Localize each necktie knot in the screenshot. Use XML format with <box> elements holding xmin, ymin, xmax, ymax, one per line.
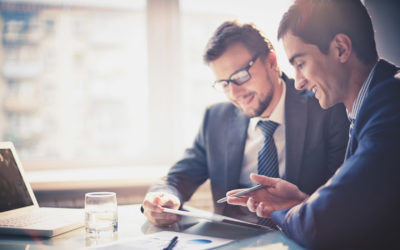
<box><xmin>258</xmin><ymin>120</ymin><xmax>279</xmax><ymax>138</ymax></box>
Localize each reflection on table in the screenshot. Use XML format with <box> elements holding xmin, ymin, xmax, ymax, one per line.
<box><xmin>0</xmin><ymin>204</ymin><xmax>305</xmax><ymax>249</ymax></box>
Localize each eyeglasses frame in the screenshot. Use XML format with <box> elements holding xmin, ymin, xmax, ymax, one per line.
<box><xmin>212</xmin><ymin>53</ymin><xmax>260</xmax><ymax>91</ymax></box>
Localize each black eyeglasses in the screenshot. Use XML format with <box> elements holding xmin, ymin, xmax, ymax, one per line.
<box><xmin>212</xmin><ymin>54</ymin><xmax>259</xmax><ymax>92</ymax></box>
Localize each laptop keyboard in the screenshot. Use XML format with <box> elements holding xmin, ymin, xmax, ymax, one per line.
<box><xmin>0</xmin><ymin>209</ymin><xmax>81</xmax><ymax>228</ymax></box>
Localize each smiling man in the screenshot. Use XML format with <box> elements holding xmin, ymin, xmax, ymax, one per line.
<box><xmin>141</xmin><ymin>21</ymin><xmax>349</xmax><ymax>229</ymax></box>
<box><xmin>226</xmin><ymin>0</ymin><xmax>400</xmax><ymax>249</ymax></box>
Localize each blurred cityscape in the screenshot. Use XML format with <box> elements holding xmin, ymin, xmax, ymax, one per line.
<box><xmin>0</xmin><ymin>0</ymin><xmax>292</xmax><ymax>170</ymax></box>
<box><xmin>0</xmin><ymin>1</ymin><xmax>149</xmax><ymax>167</ymax></box>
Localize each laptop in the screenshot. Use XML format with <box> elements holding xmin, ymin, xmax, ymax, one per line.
<box><xmin>0</xmin><ymin>141</ymin><xmax>84</xmax><ymax>237</ymax></box>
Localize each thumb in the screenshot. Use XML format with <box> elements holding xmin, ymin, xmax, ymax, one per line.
<box><xmin>250</xmin><ymin>173</ymin><xmax>278</xmax><ymax>187</ymax></box>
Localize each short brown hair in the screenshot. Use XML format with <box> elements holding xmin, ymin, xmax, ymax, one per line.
<box><xmin>204</xmin><ymin>21</ymin><xmax>274</xmax><ymax>64</ymax></box>
<box><xmin>278</xmin><ymin>0</ymin><xmax>378</xmax><ymax>65</ymax></box>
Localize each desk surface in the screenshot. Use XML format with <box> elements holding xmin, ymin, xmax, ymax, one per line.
<box><xmin>0</xmin><ymin>205</ymin><xmax>305</xmax><ymax>250</ymax></box>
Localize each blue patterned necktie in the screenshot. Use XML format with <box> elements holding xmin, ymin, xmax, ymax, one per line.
<box><xmin>257</xmin><ymin>120</ymin><xmax>279</xmax><ymax>177</ymax></box>
<box><xmin>256</xmin><ymin>120</ymin><xmax>280</xmax><ymax>229</ymax></box>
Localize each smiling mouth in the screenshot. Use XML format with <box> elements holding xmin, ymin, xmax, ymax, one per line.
<box><xmin>240</xmin><ymin>93</ymin><xmax>254</xmax><ymax>106</ymax></box>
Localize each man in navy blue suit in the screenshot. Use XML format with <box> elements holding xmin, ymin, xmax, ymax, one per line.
<box><xmin>141</xmin><ymin>21</ymin><xmax>349</xmax><ymax>228</ymax></box>
<box><xmin>227</xmin><ymin>0</ymin><xmax>400</xmax><ymax>249</ymax></box>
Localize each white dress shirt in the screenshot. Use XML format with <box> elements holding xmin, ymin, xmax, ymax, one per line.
<box><xmin>239</xmin><ymin>80</ymin><xmax>286</xmax><ymax>187</ymax></box>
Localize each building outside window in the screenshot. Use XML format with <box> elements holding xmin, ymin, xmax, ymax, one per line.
<box><xmin>0</xmin><ymin>0</ymin><xmax>292</xmax><ymax>171</ymax></box>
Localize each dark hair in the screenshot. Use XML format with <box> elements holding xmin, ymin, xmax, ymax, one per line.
<box><xmin>203</xmin><ymin>21</ymin><xmax>274</xmax><ymax>64</ymax></box>
<box><xmin>277</xmin><ymin>0</ymin><xmax>378</xmax><ymax>65</ymax></box>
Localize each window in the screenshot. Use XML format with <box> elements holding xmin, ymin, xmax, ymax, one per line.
<box><xmin>0</xmin><ymin>0</ymin><xmax>292</xmax><ymax>170</ymax></box>
<box><xmin>1</xmin><ymin>1</ymin><xmax>148</xmax><ymax>169</ymax></box>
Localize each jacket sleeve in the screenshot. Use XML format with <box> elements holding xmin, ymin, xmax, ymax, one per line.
<box><xmin>271</xmin><ymin>79</ymin><xmax>400</xmax><ymax>249</ymax></box>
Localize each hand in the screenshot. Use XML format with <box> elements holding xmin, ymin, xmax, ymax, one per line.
<box><xmin>142</xmin><ymin>191</ymin><xmax>181</xmax><ymax>226</ymax></box>
<box><xmin>227</xmin><ymin>174</ymin><xmax>309</xmax><ymax>218</ymax></box>
<box><xmin>224</xmin><ymin>188</ymin><xmax>250</xmax><ymax>207</ymax></box>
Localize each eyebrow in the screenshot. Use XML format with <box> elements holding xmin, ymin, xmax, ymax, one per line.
<box><xmin>289</xmin><ymin>53</ymin><xmax>305</xmax><ymax>65</ymax></box>
<box><xmin>225</xmin><ymin>54</ymin><xmax>258</xmax><ymax>80</ymax></box>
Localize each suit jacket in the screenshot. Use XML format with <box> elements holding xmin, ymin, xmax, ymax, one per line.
<box><xmin>272</xmin><ymin>60</ymin><xmax>400</xmax><ymax>249</ymax></box>
<box><xmin>150</xmin><ymin>74</ymin><xmax>349</xmax><ymax>219</ymax></box>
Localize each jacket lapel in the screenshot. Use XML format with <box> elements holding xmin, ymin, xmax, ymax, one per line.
<box><xmin>284</xmin><ymin>76</ymin><xmax>308</xmax><ymax>183</ymax></box>
<box><xmin>347</xmin><ymin>59</ymin><xmax>399</xmax><ymax>158</ymax></box>
<box><xmin>225</xmin><ymin>108</ymin><xmax>249</xmax><ymax>192</ymax></box>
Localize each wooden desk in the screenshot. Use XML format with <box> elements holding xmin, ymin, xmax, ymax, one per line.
<box><xmin>0</xmin><ymin>204</ymin><xmax>305</xmax><ymax>249</ymax></box>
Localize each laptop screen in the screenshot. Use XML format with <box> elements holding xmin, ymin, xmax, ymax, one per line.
<box><xmin>0</xmin><ymin>148</ymin><xmax>33</xmax><ymax>212</ymax></box>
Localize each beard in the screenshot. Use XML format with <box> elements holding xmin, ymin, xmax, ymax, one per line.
<box><xmin>244</xmin><ymin>92</ymin><xmax>273</xmax><ymax>118</ymax></box>
<box><xmin>243</xmin><ymin>70</ymin><xmax>275</xmax><ymax>118</ymax></box>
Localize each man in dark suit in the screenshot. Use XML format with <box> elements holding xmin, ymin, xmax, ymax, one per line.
<box><xmin>142</xmin><ymin>21</ymin><xmax>349</xmax><ymax>227</ymax></box>
<box><xmin>227</xmin><ymin>0</ymin><xmax>400</xmax><ymax>249</ymax></box>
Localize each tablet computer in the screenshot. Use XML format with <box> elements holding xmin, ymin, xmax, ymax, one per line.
<box><xmin>162</xmin><ymin>208</ymin><xmax>273</xmax><ymax>231</ymax></box>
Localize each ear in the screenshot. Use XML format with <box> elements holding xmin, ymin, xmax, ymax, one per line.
<box><xmin>265</xmin><ymin>51</ymin><xmax>278</xmax><ymax>71</ymax></box>
<box><xmin>331</xmin><ymin>33</ymin><xmax>352</xmax><ymax>63</ymax></box>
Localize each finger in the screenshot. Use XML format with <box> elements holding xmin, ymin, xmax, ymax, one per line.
<box><xmin>247</xmin><ymin>197</ymin><xmax>258</xmax><ymax>212</ymax></box>
<box><xmin>145</xmin><ymin>208</ymin><xmax>181</xmax><ymax>224</ymax></box>
<box><xmin>156</xmin><ymin>193</ymin><xmax>181</xmax><ymax>209</ymax></box>
<box><xmin>227</xmin><ymin>196</ymin><xmax>249</xmax><ymax>206</ymax></box>
<box><xmin>161</xmin><ymin>199</ymin><xmax>180</xmax><ymax>209</ymax></box>
<box><xmin>144</xmin><ymin>208</ymin><xmax>164</xmax><ymax>222</ymax></box>
<box><xmin>143</xmin><ymin>207</ymin><xmax>164</xmax><ymax>225</ymax></box>
<box><xmin>250</xmin><ymin>174</ymin><xmax>278</xmax><ymax>187</ymax></box>
<box><xmin>145</xmin><ymin>192</ymin><xmax>181</xmax><ymax>211</ymax></box>
<box><xmin>143</xmin><ymin>198</ymin><xmax>163</xmax><ymax>213</ymax></box>
<box><xmin>256</xmin><ymin>202</ymin><xmax>266</xmax><ymax>218</ymax></box>
<box><xmin>226</xmin><ymin>188</ymin><xmax>246</xmax><ymax>197</ymax></box>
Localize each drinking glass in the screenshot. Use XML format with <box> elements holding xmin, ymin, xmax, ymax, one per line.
<box><xmin>85</xmin><ymin>192</ymin><xmax>118</xmax><ymax>237</ymax></box>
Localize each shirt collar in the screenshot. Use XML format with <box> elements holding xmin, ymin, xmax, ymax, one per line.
<box><xmin>346</xmin><ymin>62</ymin><xmax>378</xmax><ymax>122</ymax></box>
<box><xmin>249</xmin><ymin>78</ymin><xmax>286</xmax><ymax>131</ymax></box>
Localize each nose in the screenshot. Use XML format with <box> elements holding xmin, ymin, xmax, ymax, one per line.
<box><xmin>226</xmin><ymin>82</ymin><xmax>244</xmax><ymax>98</ymax></box>
<box><xmin>294</xmin><ymin>70</ymin><xmax>307</xmax><ymax>90</ymax></box>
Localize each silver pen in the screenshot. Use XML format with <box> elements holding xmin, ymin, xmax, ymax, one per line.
<box><xmin>217</xmin><ymin>184</ymin><xmax>264</xmax><ymax>203</ymax></box>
